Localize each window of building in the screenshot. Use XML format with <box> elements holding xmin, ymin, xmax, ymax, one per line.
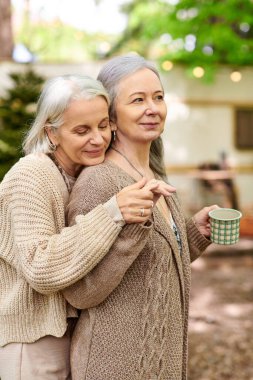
<box><xmin>235</xmin><ymin>108</ymin><xmax>253</xmax><ymax>149</ymax></box>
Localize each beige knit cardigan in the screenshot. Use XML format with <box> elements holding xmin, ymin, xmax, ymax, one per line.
<box><xmin>0</xmin><ymin>154</ymin><xmax>124</xmax><ymax>347</ymax></box>
<box><xmin>64</xmin><ymin>161</ymin><xmax>211</xmax><ymax>380</ymax></box>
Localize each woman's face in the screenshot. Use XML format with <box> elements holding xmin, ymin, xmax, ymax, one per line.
<box><xmin>48</xmin><ymin>96</ymin><xmax>111</xmax><ymax>175</ymax></box>
<box><xmin>113</xmin><ymin>68</ymin><xmax>167</xmax><ymax>144</ymax></box>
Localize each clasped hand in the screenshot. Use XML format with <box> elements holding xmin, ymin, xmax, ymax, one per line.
<box><xmin>116</xmin><ymin>177</ymin><xmax>176</xmax><ymax>224</ymax></box>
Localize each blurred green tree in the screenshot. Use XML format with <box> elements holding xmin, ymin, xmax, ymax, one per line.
<box><xmin>13</xmin><ymin>1</ymin><xmax>117</xmax><ymax>63</ymax></box>
<box><xmin>0</xmin><ymin>68</ymin><xmax>44</xmax><ymax>180</ymax></box>
<box><xmin>17</xmin><ymin>20</ymin><xmax>98</xmax><ymax>63</ymax></box>
<box><xmin>107</xmin><ymin>0</ymin><xmax>253</xmax><ymax>81</ymax></box>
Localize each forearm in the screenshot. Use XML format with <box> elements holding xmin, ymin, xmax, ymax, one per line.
<box><xmin>13</xmin><ymin>205</ymin><xmax>122</xmax><ymax>294</ymax></box>
<box><xmin>186</xmin><ymin>218</ymin><xmax>211</xmax><ymax>262</ymax></box>
<box><xmin>63</xmin><ymin>221</ymin><xmax>152</xmax><ymax>309</ymax></box>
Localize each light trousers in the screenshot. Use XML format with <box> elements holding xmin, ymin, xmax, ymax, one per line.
<box><xmin>0</xmin><ymin>331</ymin><xmax>71</xmax><ymax>380</ymax></box>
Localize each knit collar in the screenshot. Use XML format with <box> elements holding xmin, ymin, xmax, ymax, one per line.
<box><xmin>48</xmin><ymin>154</ymin><xmax>76</xmax><ymax>193</ymax></box>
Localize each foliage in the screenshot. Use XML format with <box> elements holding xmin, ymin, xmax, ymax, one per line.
<box><xmin>17</xmin><ymin>20</ymin><xmax>88</xmax><ymax>62</ymax></box>
<box><xmin>108</xmin><ymin>0</ymin><xmax>253</xmax><ymax>81</ymax></box>
<box><xmin>0</xmin><ymin>68</ymin><xmax>44</xmax><ymax>180</ymax></box>
<box><xmin>15</xmin><ymin>18</ymin><xmax>116</xmax><ymax>63</ymax></box>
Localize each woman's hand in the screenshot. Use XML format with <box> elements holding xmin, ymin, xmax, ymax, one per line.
<box><xmin>116</xmin><ymin>177</ymin><xmax>159</xmax><ymax>224</ymax></box>
<box><xmin>193</xmin><ymin>205</ymin><xmax>220</xmax><ymax>237</ymax></box>
<box><xmin>144</xmin><ymin>179</ymin><xmax>176</xmax><ymax>204</ymax></box>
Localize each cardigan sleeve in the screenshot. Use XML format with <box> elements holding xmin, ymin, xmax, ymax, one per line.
<box><xmin>63</xmin><ymin>164</ymin><xmax>152</xmax><ymax>309</ymax></box>
<box><xmin>63</xmin><ymin>222</ymin><xmax>152</xmax><ymax>309</ymax></box>
<box><xmin>186</xmin><ymin>218</ymin><xmax>211</xmax><ymax>262</ymax></box>
<box><xmin>0</xmin><ymin>160</ymin><xmax>122</xmax><ymax>295</ymax></box>
<box><xmin>168</xmin><ymin>191</ymin><xmax>211</xmax><ymax>263</ymax></box>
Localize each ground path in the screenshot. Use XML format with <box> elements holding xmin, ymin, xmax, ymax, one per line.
<box><xmin>189</xmin><ymin>240</ymin><xmax>253</xmax><ymax>380</ymax></box>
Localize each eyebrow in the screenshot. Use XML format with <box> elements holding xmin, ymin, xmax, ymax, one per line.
<box><xmin>73</xmin><ymin>117</ymin><xmax>110</xmax><ymax>129</ymax></box>
<box><xmin>129</xmin><ymin>90</ymin><xmax>164</xmax><ymax>97</ymax></box>
<box><xmin>98</xmin><ymin>117</ymin><xmax>110</xmax><ymax>124</ymax></box>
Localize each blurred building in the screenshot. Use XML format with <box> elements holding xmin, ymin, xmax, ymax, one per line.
<box><xmin>0</xmin><ymin>61</ymin><xmax>252</xmax><ymax>233</ymax></box>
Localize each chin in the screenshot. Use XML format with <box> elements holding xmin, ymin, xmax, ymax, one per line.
<box><xmin>146</xmin><ymin>133</ymin><xmax>162</xmax><ymax>143</ymax></box>
<box><xmin>84</xmin><ymin>157</ymin><xmax>105</xmax><ymax>167</ymax></box>
<box><xmin>147</xmin><ymin>129</ymin><xmax>163</xmax><ymax>139</ymax></box>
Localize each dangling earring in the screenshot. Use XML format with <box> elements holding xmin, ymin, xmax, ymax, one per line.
<box><xmin>112</xmin><ymin>130</ymin><xmax>116</xmax><ymax>142</ymax></box>
<box><xmin>45</xmin><ymin>131</ymin><xmax>57</xmax><ymax>151</ymax></box>
<box><xmin>49</xmin><ymin>140</ymin><xmax>57</xmax><ymax>151</ymax></box>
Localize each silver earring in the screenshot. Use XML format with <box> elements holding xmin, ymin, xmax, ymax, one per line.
<box><xmin>112</xmin><ymin>130</ymin><xmax>116</xmax><ymax>141</ymax></box>
<box><xmin>49</xmin><ymin>141</ymin><xmax>57</xmax><ymax>151</ymax></box>
<box><xmin>45</xmin><ymin>132</ymin><xmax>57</xmax><ymax>151</ymax></box>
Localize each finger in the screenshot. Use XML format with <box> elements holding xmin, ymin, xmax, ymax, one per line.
<box><xmin>158</xmin><ymin>183</ymin><xmax>176</xmax><ymax>193</ymax></box>
<box><xmin>126</xmin><ymin>199</ymin><xmax>155</xmax><ymax>214</ymax></box>
<box><xmin>125</xmin><ymin>188</ymin><xmax>156</xmax><ymax>203</ymax></box>
<box><xmin>209</xmin><ymin>204</ymin><xmax>220</xmax><ymax>211</ymax></box>
<box><xmin>122</xmin><ymin>207</ymin><xmax>152</xmax><ymax>224</ymax></box>
<box><xmin>145</xmin><ymin>179</ymin><xmax>172</xmax><ymax>191</ymax></box>
<box><xmin>152</xmin><ymin>187</ymin><xmax>176</xmax><ymax>197</ymax></box>
<box><xmin>144</xmin><ymin>182</ymin><xmax>160</xmax><ymax>192</ymax></box>
<box><xmin>125</xmin><ymin>177</ymin><xmax>148</xmax><ymax>190</ymax></box>
<box><xmin>138</xmin><ymin>206</ymin><xmax>153</xmax><ymax>217</ymax></box>
<box><xmin>147</xmin><ymin>181</ymin><xmax>176</xmax><ymax>194</ymax></box>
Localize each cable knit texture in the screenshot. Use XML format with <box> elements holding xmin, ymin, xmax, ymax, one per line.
<box><xmin>64</xmin><ymin>161</ymin><xmax>211</xmax><ymax>380</ymax></box>
<box><xmin>0</xmin><ymin>154</ymin><xmax>122</xmax><ymax>347</ymax></box>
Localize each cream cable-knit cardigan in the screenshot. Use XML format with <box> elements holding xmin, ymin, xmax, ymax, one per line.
<box><xmin>0</xmin><ymin>154</ymin><xmax>123</xmax><ymax>347</ymax></box>
<box><xmin>64</xmin><ymin>161</ymin><xmax>211</xmax><ymax>380</ymax></box>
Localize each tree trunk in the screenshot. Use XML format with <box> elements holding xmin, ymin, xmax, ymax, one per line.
<box><xmin>0</xmin><ymin>0</ymin><xmax>13</xmax><ymax>61</ymax></box>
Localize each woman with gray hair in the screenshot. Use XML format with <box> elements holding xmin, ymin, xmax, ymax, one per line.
<box><xmin>0</xmin><ymin>74</ymin><xmax>162</xmax><ymax>379</ymax></box>
<box><xmin>64</xmin><ymin>56</ymin><xmax>218</xmax><ymax>380</ymax></box>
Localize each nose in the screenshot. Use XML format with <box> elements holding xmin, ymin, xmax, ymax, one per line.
<box><xmin>145</xmin><ymin>101</ymin><xmax>158</xmax><ymax>115</ymax></box>
<box><xmin>90</xmin><ymin>130</ymin><xmax>104</xmax><ymax>145</ymax></box>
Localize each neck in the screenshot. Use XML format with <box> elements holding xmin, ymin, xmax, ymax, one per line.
<box><xmin>113</xmin><ymin>141</ymin><xmax>150</xmax><ymax>169</ymax></box>
<box><xmin>53</xmin><ymin>152</ymin><xmax>81</xmax><ymax>177</ymax></box>
<box><xmin>108</xmin><ymin>141</ymin><xmax>154</xmax><ymax>180</ymax></box>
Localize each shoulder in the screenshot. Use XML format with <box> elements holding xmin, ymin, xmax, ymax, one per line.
<box><xmin>75</xmin><ymin>161</ymin><xmax>120</xmax><ymax>191</ymax></box>
<box><xmin>3</xmin><ymin>154</ymin><xmax>57</xmax><ymax>180</ymax></box>
<box><xmin>68</xmin><ymin>162</ymin><xmax>125</xmax><ymax>213</ymax></box>
<box><xmin>78</xmin><ymin>161</ymin><xmax>117</xmax><ymax>179</ymax></box>
<box><xmin>76</xmin><ymin>161</ymin><xmax>134</xmax><ymax>191</ymax></box>
<box><xmin>1</xmin><ymin>154</ymin><xmax>66</xmax><ymax>198</ymax></box>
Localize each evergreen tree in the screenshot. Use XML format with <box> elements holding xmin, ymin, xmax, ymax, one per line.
<box><xmin>0</xmin><ymin>68</ymin><xmax>45</xmax><ymax>180</ymax></box>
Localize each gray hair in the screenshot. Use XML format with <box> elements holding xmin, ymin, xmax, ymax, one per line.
<box><xmin>23</xmin><ymin>75</ymin><xmax>110</xmax><ymax>155</ymax></box>
<box><xmin>97</xmin><ymin>54</ymin><xmax>161</xmax><ymax>122</ymax></box>
<box><xmin>97</xmin><ymin>54</ymin><xmax>167</xmax><ymax>179</ymax></box>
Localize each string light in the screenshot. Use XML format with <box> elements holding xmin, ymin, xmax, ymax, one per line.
<box><xmin>230</xmin><ymin>71</ymin><xmax>242</xmax><ymax>82</ymax></box>
<box><xmin>162</xmin><ymin>60</ymin><xmax>173</xmax><ymax>71</ymax></box>
<box><xmin>193</xmin><ymin>66</ymin><xmax>205</xmax><ymax>78</ymax></box>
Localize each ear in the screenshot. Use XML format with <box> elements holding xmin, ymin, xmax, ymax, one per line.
<box><xmin>45</xmin><ymin>126</ymin><xmax>58</xmax><ymax>146</ymax></box>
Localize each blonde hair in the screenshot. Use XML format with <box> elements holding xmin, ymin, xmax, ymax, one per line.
<box><xmin>23</xmin><ymin>75</ymin><xmax>109</xmax><ymax>154</ymax></box>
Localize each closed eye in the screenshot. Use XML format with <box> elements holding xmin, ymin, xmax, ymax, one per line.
<box><xmin>99</xmin><ymin>123</ymin><xmax>110</xmax><ymax>130</ymax></box>
<box><xmin>75</xmin><ymin>129</ymin><xmax>88</xmax><ymax>135</ymax></box>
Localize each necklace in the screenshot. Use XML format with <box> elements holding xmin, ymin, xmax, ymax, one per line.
<box><xmin>49</xmin><ymin>153</ymin><xmax>76</xmax><ymax>193</ymax></box>
<box><xmin>110</xmin><ymin>146</ymin><xmax>144</xmax><ymax>178</ymax></box>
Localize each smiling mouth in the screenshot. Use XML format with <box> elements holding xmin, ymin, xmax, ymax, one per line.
<box><xmin>140</xmin><ymin>122</ymin><xmax>160</xmax><ymax>128</ymax></box>
<box><xmin>85</xmin><ymin>149</ymin><xmax>104</xmax><ymax>156</ymax></box>
<box><xmin>140</xmin><ymin>119</ymin><xmax>160</xmax><ymax>124</ymax></box>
